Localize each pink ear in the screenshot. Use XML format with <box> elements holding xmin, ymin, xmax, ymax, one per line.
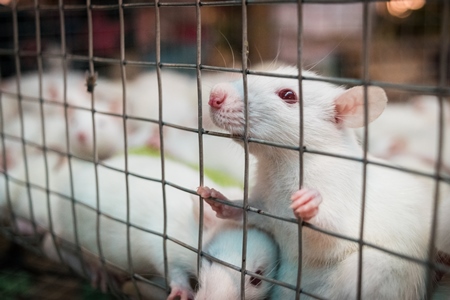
<box><xmin>334</xmin><ymin>86</ymin><xmax>387</xmax><ymax>128</ymax></box>
<box><xmin>109</xmin><ymin>100</ymin><xmax>123</xmax><ymax>114</ymax></box>
<box><xmin>47</xmin><ymin>85</ymin><xmax>60</xmax><ymax>102</ymax></box>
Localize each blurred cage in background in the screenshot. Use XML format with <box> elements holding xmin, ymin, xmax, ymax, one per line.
<box><xmin>0</xmin><ymin>0</ymin><xmax>448</xmax><ymax>299</ymax></box>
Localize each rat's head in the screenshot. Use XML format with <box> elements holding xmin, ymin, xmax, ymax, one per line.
<box><xmin>69</xmin><ymin>105</ymin><xmax>124</xmax><ymax>160</ymax></box>
<box><xmin>208</xmin><ymin>66</ymin><xmax>387</xmax><ymax>156</ymax></box>
<box><xmin>195</xmin><ymin>228</ymin><xmax>279</xmax><ymax>300</ymax></box>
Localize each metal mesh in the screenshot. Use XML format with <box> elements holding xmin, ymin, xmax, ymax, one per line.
<box><xmin>0</xmin><ymin>0</ymin><xmax>449</xmax><ymax>299</ymax></box>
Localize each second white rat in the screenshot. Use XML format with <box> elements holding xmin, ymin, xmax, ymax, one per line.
<box><xmin>51</xmin><ymin>154</ymin><xmax>243</xmax><ymax>300</ymax></box>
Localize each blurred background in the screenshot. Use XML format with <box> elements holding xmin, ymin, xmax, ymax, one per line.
<box><xmin>0</xmin><ymin>0</ymin><xmax>447</xmax><ymax>91</ymax></box>
<box><xmin>0</xmin><ymin>0</ymin><xmax>448</xmax><ymax>299</ymax></box>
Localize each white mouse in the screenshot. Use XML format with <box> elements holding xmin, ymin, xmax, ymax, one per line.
<box><xmin>0</xmin><ymin>71</ymin><xmax>94</xmax><ymax>128</ymax></box>
<box><xmin>0</xmin><ymin>150</ymin><xmax>68</xmax><ymax>234</ymax></box>
<box><xmin>197</xmin><ymin>66</ymin><xmax>446</xmax><ymax>299</ymax></box>
<box><xmin>67</xmin><ymin>101</ymin><xmax>125</xmax><ymax>161</ymax></box>
<box><xmin>51</xmin><ymin>154</ymin><xmax>243</xmax><ymax>300</ymax></box>
<box><xmin>1</xmin><ymin>111</ymin><xmax>69</xmax><ymax>171</ymax></box>
<box><xmin>195</xmin><ymin>226</ymin><xmax>279</xmax><ymax>300</ymax></box>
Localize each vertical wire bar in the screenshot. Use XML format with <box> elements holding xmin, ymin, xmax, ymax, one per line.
<box><xmin>58</xmin><ymin>0</ymin><xmax>90</xmax><ymax>278</ymax></box>
<box><xmin>240</xmin><ymin>0</ymin><xmax>249</xmax><ymax>299</ymax></box>
<box><xmin>12</xmin><ymin>0</ymin><xmax>39</xmax><ymax>237</ymax></box>
<box><xmin>34</xmin><ymin>0</ymin><xmax>61</xmax><ymax>261</ymax></box>
<box><xmin>117</xmin><ymin>0</ymin><xmax>141</xmax><ymax>298</ymax></box>
<box><xmin>154</xmin><ymin>0</ymin><xmax>170</xmax><ymax>294</ymax></box>
<box><xmin>425</xmin><ymin>1</ymin><xmax>449</xmax><ymax>298</ymax></box>
<box><xmin>356</xmin><ymin>1</ymin><xmax>371</xmax><ymax>299</ymax></box>
<box><xmin>195</xmin><ymin>0</ymin><xmax>205</xmax><ymax>278</ymax></box>
<box><xmin>295</xmin><ymin>0</ymin><xmax>304</xmax><ymax>299</ymax></box>
<box><xmin>86</xmin><ymin>0</ymin><xmax>112</xmax><ymax>291</ymax></box>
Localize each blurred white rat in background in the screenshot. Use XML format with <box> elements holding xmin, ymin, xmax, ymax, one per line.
<box><xmin>49</xmin><ymin>154</ymin><xmax>244</xmax><ymax>300</ymax></box>
<box><xmin>67</xmin><ymin>101</ymin><xmax>125</xmax><ymax>161</ymax></box>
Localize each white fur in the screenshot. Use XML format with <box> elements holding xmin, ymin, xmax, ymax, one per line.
<box><xmin>67</xmin><ymin>102</ymin><xmax>125</xmax><ymax>161</ymax></box>
<box><xmin>1</xmin><ymin>111</ymin><xmax>68</xmax><ymax>170</ymax></box>
<box><xmin>0</xmin><ymin>71</ymin><xmax>128</xmax><ymax>166</ymax></box>
<box><xmin>0</xmin><ymin>151</ymin><xmax>67</xmax><ymax>233</ymax></box>
<box><xmin>51</xmin><ymin>154</ymin><xmax>243</xmax><ymax>298</ymax></box>
<box><xmin>207</xmin><ymin>66</ymin><xmax>445</xmax><ymax>299</ymax></box>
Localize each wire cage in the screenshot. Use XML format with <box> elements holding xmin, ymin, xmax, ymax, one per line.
<box><xmin>0</xmin><ymin>0</ymin><xmax>449</xmax><ymax>299</ymax></box>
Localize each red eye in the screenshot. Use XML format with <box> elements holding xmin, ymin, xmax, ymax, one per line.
<box><xmin>277</xmin><ymin>89</ymin><xmax>297</xmax><ymax>104</ymax></box>
<box><xmin>249</xmin><ymin>270</ymin><xmax>263</xmax><ymax>287</ymax></box>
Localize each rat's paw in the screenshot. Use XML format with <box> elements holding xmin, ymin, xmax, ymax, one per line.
<box><xmin>197</xmin><ymin>186</ymin><xmax>242</xmax><ymax>220</ymax></box>
<box><xmin>196</xmin><ymin>186</ymin><xmax>228</xmax><ymax>201</ymax></box>
<box><xmin>290</xmin><ymin>188</ymin><xmax>322</xmax><ymax>221</ymax></box>
<box><xmin>167</xmin><ymin>286</ymin><xmax>194</xmax><ymax>300</ymax></box>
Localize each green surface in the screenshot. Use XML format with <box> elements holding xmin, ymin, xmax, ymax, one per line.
<box><xmin>0</xmin><ymin>269</ymin><xmax>31</xmax><ymax>299</ymax></box>
<box><xmin>128</xmin><ymin>146</ymin><xmax>243</xmax><ymax>188</ymax></box>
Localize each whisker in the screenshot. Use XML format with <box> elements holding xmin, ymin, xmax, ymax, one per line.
<box><xmin>305</xmin><ymin>33</ymin><xmax>351</xmax><ymax>72</ymax></box>
<box><xmin>271</xmin><ymin>28</ymin><xmax>284</xmax><ymax>69</ymax></box>
<box><xmin>219</xmin><ymin>31</ymin><xmax>235</xmax><ymax>70</ymax></box>
<box><xmin>255</xmin><ymin>46</ymin><xmax>264</xmax><ymax>69</ymax></box>
<box><xmin>214</xmin><ymin>46</ymin><xmax>228</xmax><ymax>68</ymax></box>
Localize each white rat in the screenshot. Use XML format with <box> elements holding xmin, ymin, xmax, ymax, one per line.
<box><xmin>51</xmin><ymin>154</ymin><xmax>243</xmax><ymax>300</ymax></box>
<box><xmin>67</xmin><ymin>101</ymin><xmax>125</xmax><ymax>161</ymax></box>
<box><xmin>1</xmin><ymin>90</ymin><xmax>124</xmax><ymax>169</ymax></box>
<box><xmin>195</xmin><ymin>226</ymin><xmax>279</xmax><ymax>300</ymax></box>
<box><xmin>1</xmin><ymin>111</ymin><xmax>69</xmax><ymax>170</ymax></box>
<box><xmin>197</xmin><ymin>66</ymin><xmax>445</xmax><ymax>299</ymax></box>
<box><xmin>0</xmin><ymin>150</ymin><xmax>68</xmax><ymax>234</ymax></box>
<box><xmin>0</xmin><ymin>71</ymin><xmax>94</xmax><ymax>129</ymax></box>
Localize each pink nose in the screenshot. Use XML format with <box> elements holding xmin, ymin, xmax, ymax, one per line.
<box><xmin>209</xmin><ymin>90</ymin><xmax>227</xmax><ymax>109</ymax></box>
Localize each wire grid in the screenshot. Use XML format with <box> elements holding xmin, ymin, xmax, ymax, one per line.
<box><xmin>0</xmin><ymin>0</ymin><xmax>449</xmax><ymax>299</ymax></box>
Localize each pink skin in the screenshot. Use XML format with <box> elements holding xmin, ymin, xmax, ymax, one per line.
<box><xmin>290</xmin><ymin>188</ymin><xmax>322</xmax><ymax>221</ymax></box>
<box><xmin>208</xmin><ymin>91</ymin><xmax>226</xmax><ymax>109</ymax></box>
<box><xmin>167</xmin><ymin>286</ymin><xmax>193</xmax><ymax>300</ymax></box>
<box><xmin>196</xmin><ymin>186</ymin><xmax>242</xmax><ymax>220</ymax></box>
